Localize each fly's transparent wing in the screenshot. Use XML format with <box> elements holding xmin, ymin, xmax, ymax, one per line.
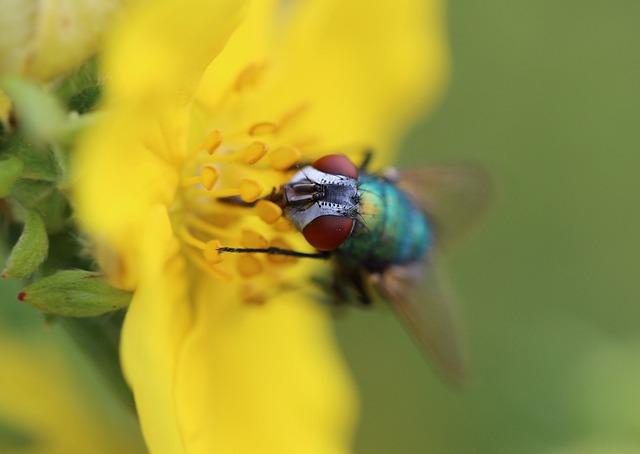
<box><xmin>373</xmin><ymin>258</ymin><xmax>469</xmax><ymax>384</ymax></box>
<box><xmin>395</xmin><ymin>166</ymin><xmax>493</xmax><ymax>251</ymax></box>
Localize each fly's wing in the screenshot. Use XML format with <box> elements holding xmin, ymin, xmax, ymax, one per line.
<box><xmin>394</xmin><ymin>166</ymin><xmax>493</xmax><ymax>251</ymax></box>
<box><xmin>373</xmin><ymin>258</ymin><xmax>469</xmax><ymax>384</ymax></box>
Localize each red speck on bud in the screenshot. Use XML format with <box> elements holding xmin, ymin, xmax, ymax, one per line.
<box><xmin>17</xmin><ymin>292</ymin><xmax>26</xmax><ymax>302</ymax></box>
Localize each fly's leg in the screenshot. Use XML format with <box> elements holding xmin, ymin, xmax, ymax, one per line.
<box><xmin>218</xmin><ymin>247</ymin><xmax>330</xmax><ymax>260</ymax></box>
<box><xmin>359</xmin><ymin>149</ymin><xmax>374</xmax><ymax>172</ymax></box>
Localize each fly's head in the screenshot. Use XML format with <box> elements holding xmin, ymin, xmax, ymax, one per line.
<box><xmin>278</xmin><ymin>154</ymin><xmax>361</xmax><ymax>251</ymax></box>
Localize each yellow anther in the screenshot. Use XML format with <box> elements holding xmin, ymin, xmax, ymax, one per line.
<box><xmin>184</xmin><ymin>248</ymin><xmax>232</xmax><ymax>281</ymax></box>
<box><xmin>272</xmin><ymin>217</ymin><xmax>295</xmax><ymax>232</ymax></box>
<box><xmin>182</xmin><ymin>166</ymin><xmax>219</xmax><ymax>190</ymax></box>
<box><xmin>197</xmin><ymin>129</ymin><xmax>223</xmax><ymax>154</ymax></box>
<box><xmin>269</xmin><ymin>146</ymin><xmax>301</xmax><ymax>170</ymax></box>
<box><xmin>249</xmin><ymin>121</ymin><xmax>279</xmax><ymax>136</ymax></box>
<box><xmin>239</xmin><ymin>179</ymin><xmax>263</xmax><ymax>202</ymax></box>
<box><xmin>254</xmin><ymin>200</ymin><xmax>282</xmax><ymax>224</ymax></box>
<box><xmin>242</xmin><ymin>141</ymin><xmax>268</xmax><ymax>164</ymax></box>
<box><xmin>200</xmin><ymin>166</ymin><xmax>219</xmax><ymax>190</ymax></box>
<box><xmin>237</xmin><ymin>255</ymin><xmax>263</xmax><ymax>277</ymax></box>
<box><xmin>267</xmin><ymin>238</ymin><xmax>296</xmax><ymax>263</ymax></box>
<box><xmin>242</xmin><ymin>284</ymin><xmax>266</xmax><ymax>305</ymax></box>
<box><xmin>241</xmin><ymin>230</ymin><xmax>268</xmax><ymax>248</ymax></box>
<box><xmin>203</xmin><ymin>240</ymin><xmax>224</xmax><ymax>264</ymax></box>
<box><xmin>234</xmin><ymin>62</ymin><xmax>266</xmax><ymax>92</ymax></box>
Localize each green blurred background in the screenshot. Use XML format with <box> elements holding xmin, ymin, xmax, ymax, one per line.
<box><xmin>336</xmin><ymin>1</ymin><xmax>640</xmax><ymax>453</ymax></box>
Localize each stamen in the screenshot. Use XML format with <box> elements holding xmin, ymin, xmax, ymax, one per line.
<box><xmin>209</xmin><ymin>178</ymin><xmax>263</xmax><ymax>202</ymax></box>
<box><xmin>203</xmin><ymin>240</ymin><xmax>223</xmax><ymax>264</ymax></box>
<box><xmin>272</xmin><ymin>218</ymin><xmax>295</xmax><ymax>232</ymax></box>
<box><xmin>237</xmin><ymin>255</ymin><xmax>262</xmax><ymax>277</ymax></box>
<box><xmin>268</xmin><ymin>146</ymin><xmax>302</xmax><ymax>170</ymax></box>
<box><xmin>249</xmin><ymin>121</ymin><xmax>279</xmax><ymax>136</ymax></box>
<box><xmin>254</xmin><ymin>200</ymin><xmax>282</xmax><ymax>224</ymax></box>
<box><xmin>178</xmin><ymin>229</ymin><xmax>230</xmax><ymax>279</ymax></box>
<box><xmin>266</xmin><ymin>238</ymin><xmax>297</xmax><ymax>263</ymax></box>
<box><xmin>182</xmin><ymin>166</ymin><xmax>219</xmax><ymax>190</ymax></box>
<box><xmin>279</xmin><ymin>104</ymin><xmax>309</xmax><ymax>129</ymax></box>
<box><xmin>184</xmin><ymin>247</ymin><xmax>232</xmax><ymax>281</ymax></box>
<box><xmin>200</xmin><ymin>166</ymin><xmax>219</xmax><ymax>190</ymax></box>
<box><xmin>242</xmin><ymin>284</ymin><xmax>267</xmax><ymax>305</ymax></box>
<box><xmin>239</xmin><ymin>179</ymin><xmax>263</xmax><ymax>202</ymax></box>
<box><xmin>241</xmin><ymin>230</ymin><xmax>268</xmax><ymax>248</ymax></box>
<box><xmin>178</xmin><ymin>226</ymin><xmax>206</xmax><ymax>250</ymax></box>
<box><xmin>187</xmin><ymin>216</ymin><xmax>239</xmax><ymax>240</ymax></box>
<box><xmin>193</xmin><ymin>130</ymin><xmax>223</xmax><ymax>155</ymax></box>
<box><xmin>234</xmin><ymin>62</ymin><xmax>266</xmax><ymax>92</ymax></box>
<box><xmin>242</xmin><ymin>141</ymin><xmax>268</xmax><ymax>164</ymax></box>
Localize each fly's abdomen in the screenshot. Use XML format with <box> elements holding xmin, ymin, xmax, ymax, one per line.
<box><xmin>338</xmin><ymin>174</ymin><xmax>432</xmax><ymax>272</ymax></box>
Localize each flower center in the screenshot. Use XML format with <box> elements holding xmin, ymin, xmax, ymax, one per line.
<box><xmin>171</xmin><ymin>67</ymin><xmax>320</xmax><ymax>300</ymax></box>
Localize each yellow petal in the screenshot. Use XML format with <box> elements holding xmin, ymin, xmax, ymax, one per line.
<box><xmin>120</xmin><ymin>205</ymin><xmax>192</xmax><ymax>453</ymax></box>
<box><xmin>197</xmin><ymin>0</ymin><xmax>448</xmax><ymax>161</ymax></box>
<box><xmin>0</xmin><ymin>310</ymin><xmax>146</xmax><ymax>453</ymax></box>
<box><xmin>178</xmin><ymin>275</ymin><xmax>356</xmax><ymax>453</ymax></box>
<box><xmin>74</xmin><ymin>0</ymin><xmax>248</xmax><ymax>287</ymax></box>
<box><xmin>278</xmin><ymin>0</ymin><xmax>449</xmax><ymax>158</ymax></box>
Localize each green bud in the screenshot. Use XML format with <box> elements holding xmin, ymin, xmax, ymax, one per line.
<box><xmin>0</xmin><ymin>0</ymin><xmax>132</xmax><ymax>82</ymax></box>
<box><xmin>68</xmin><ymin>84</ymin><xmax>102</xmax><ymax>114</ymax></box>
<box><xmin>0</xmin><ymin>156</ymin><xmax>24</xmax><ymax>197</ymax></box>
<box><xmin>18</xmin><ymin>270</ymin><xmax>132</xmax><ymax>317</ymax></box>
<box><xmin>2</xmin><ymin>210</ymin><xmax>48</xmax><ymax>279</ymax></box>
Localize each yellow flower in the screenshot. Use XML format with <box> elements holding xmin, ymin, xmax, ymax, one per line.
<box><xmin>74</xmin><ymin>0</ymin><xmax>447</xmax><ymax>452</ymax></box>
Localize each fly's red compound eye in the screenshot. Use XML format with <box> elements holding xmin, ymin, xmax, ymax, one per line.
<box><xmin>312</xmin><ymin>154</ymin><xmax>358</xmax><ymax>179</ymax></box>
<box><xmin>302</xmin><ymin>215</ymin><xmax>354</xmax><ymax>251</ymax></box>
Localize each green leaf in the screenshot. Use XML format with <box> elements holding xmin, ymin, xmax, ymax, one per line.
<box><xmin>2</xmin><ymin>210</ymin><xmax>48</xmax><ymax>279</ymax></box>
<box><xmin>18</xmin><ymin>270</ymin><xmax>132</xmax><ymax>317</ymax></box>
<box><xmin>2</xmin><ymin>131</ymin><xmax>61</xmax><ymax>182</ymax></box>
<box><xmin>0</xmin><ymin>77</ymin><xmax>67</xmax><ymax>144</ymax></box>
<box><xmin>0</xmin><ymin>156</ymin><xmax>23</xmax><ymax>197</ymax></box>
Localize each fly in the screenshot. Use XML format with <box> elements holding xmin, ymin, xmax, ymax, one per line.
<box><xmin>219</xmin><ymin>153</ymin><xmax>492</xmax><ymax>383</ymax></box>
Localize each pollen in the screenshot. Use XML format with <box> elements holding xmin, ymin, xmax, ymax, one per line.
<box><xmin>196</xmin><ymin>129</ymin><xmax>223</xmax><ymax>155</ymax></box>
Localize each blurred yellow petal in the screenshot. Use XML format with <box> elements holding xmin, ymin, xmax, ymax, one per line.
<box><xmin>0</xmin><ymin>296</ymin><xmax>145</xmax><ymax>454</ymax></box>
<box><xmin>197</xmin><ymin>0</ymin><xmax>448</xmax><ymax>162</ymax></box>
<box><xmin>75</xmin><ymin>0</ymin><xmax>248</xmax><ymax>289</ymax></box>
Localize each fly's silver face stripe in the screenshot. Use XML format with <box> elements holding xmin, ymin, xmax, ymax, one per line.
<box><xmin>283</xmin><ymin>166</ymin><xmax>359</xmax><ymax>231</ymax></box>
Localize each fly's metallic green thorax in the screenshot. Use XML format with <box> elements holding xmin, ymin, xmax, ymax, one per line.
<box><xmin>337</xmin><ymin>173</ymin><xmax>432</xmax><ymax>272</ymax></box>
<box><xmin>279</xmin><ymin>160</ymin><xmax>432</xmax><ymax>272</ymax></box>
